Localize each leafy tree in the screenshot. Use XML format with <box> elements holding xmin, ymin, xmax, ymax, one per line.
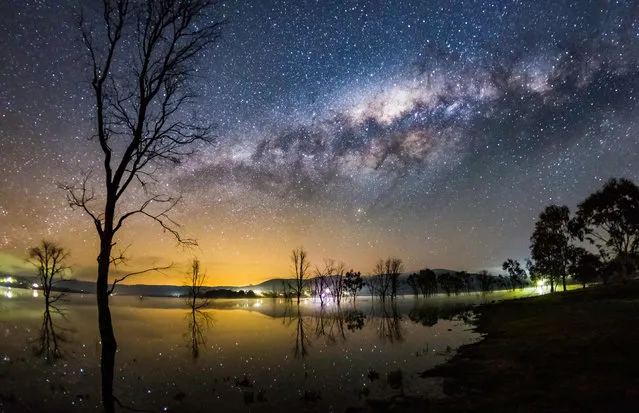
<box><xmin>569</xmin><ymin>247</ymin><xmax>602</xmax><ymax>288</ymax></box>
<box><xmin>451</xmin><ymin>272</ymin><xmax>465</xmax><ymax>295</ymax></box>
<box><xmin>61</xmin><ymin>1</ymin><xmax>224</xmax><ymax>410</ymax></box>
<box><xmin>502</xmin><ymin>259</ymin><xmax>527</xmax><ymax>291</ymax></box>
<box><xmin>406</xmin><ymin>273</ymin><xmax>420</xmax><ymax>296</ymax></box>
<box><xmin>439</xmin><ymin>272</ymin><xmax>454</xmax><ymax>296</ymax></box>
<box><xmin>418</xmin><ymin>268</ymin><xmax>438</xmax><ymax>297</ymax></box>
<box><xmin>529</xmin><ymin>205</ymin><xmax>572</xmax><ymax>292</ymax></box>
<box><xmin>344</xmin><ymin>270</ymin><xmax>364</xmax><ymax>302</ymax></box>
<box><xmin>459</xmin><ymin>270</ymin><xmax>473</xmax><ymax>293</ymax></box>
<box><xmin>477</xmin><ymin>270</ymin><xmax>494</xmax><ymax>294</ymax></box>
<box><xmin>571</xmin><ymin>178</ymin><xmax>639</xmax><ymax>280</ymax></box>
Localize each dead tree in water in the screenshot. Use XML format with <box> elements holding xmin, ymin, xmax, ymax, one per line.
<box><xmin>62</xmin><ymin>1</ymin><xmax>224</xmax><ymax>410</ymax></box>
<box><xmin>28</xmin><ymin>241</ymin><xmax>70</xmax><ymax>361</ymax></box>
<box><xmin>290</xmin><ymin>247</ymin><xmax>310</xmax><ymax>305</ymax></box>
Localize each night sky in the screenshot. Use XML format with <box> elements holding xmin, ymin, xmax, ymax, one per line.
<box><xmin>1</xmin><ymin>0</ymin><xmax>638</xmax><ymax>285</ymax></box>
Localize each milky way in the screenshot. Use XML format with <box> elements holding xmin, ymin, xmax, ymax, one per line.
<box><xmin>1</xmin><ymin>0</ymin><xmax>638</xmax><ymax>285</ymax></box>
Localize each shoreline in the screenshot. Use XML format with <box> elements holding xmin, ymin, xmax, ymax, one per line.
<box><xmin>422</xmin><ymin>281</ymin><xmax>639</xmax><ymax>412</ymax></box>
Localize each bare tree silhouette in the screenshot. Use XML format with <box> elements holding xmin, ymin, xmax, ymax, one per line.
<box><xmin>329</xmin><ymin>261</ymin><xmax>346</xmax><ymax>306</ymax></box>
<box><xmin>312</xmin><ymin>261</ymin><xmax>331</xmax><ymax>306</ymax></box>
<box><xmin>28</xmin><ymin>241</ymin><xmax>71</xmax><ymax>362</ymax></box>
<box><xmin>61</xmin><ymin>1</ymin><xmax>224</xmax><ymax>410</ymax></box>
<box><xmin>290</xmin><ymin>248</ymin><xmax>310</xmax><ymax>305</ymax></box>
<box><xmin>183</xmin><ymin>258</ymin><xmax>211</xmax><ymax>361</ymax></box>
<box><xmin>186</xmin><ymin>258</ymin><xmax>209</xmax><ymax>311</ymax></box>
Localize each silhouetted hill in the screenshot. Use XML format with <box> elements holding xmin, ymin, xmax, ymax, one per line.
<box><xmin>2</xmin><ymin>269</ymin><xmax>500</xmax><ymax>297</ymax></box>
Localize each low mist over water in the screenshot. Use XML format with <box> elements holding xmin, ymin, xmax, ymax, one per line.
<box><xmin>0</xmin><ymin>289</ymin><xmax>505</xmax><ymax>412</ymax></box>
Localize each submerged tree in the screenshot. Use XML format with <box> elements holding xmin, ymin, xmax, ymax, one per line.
<box><xmin>312</xmin><ymin>261</ymin><xmax>331</xmax><ymax>306</ymax></box>
<box><xmin>329</xmin><ymin>261</ymin><xmax>347</xmax><ymax>306</ymax></box>
<box><xmin>370</xmin><ymin>259</ymin><xmax>392</xmax><ymax>301</ymax></box>
<box><xmin>61</xmin><ymin>1</ymin><xmax>224</xmax><ymax>410</ymax></box>
<box><xmin>290</xmin><ymin>247</ymin><xmax>311</xmax><ymax>305</ymax></box>
<box><xmin>530</xmin><ymin>205</ymin><xmax>572</xmax><ymax>292</ymax></box>
<box><xmin>388</xmin><ymin>258</ymin><xmax>404</xmax><ymax>300</ymax></box>
<box><xmin>28</xmin><ymin>241</ymin><xmax>70</xmax><ymax>361</ymax></box>
<box><xmin>571</xmin><ymin>178</ymin><xmax>639</xmax><ymax>280</ymax></box>
<box><xmin>186</xmin><ymin>258</ymin><xmax>208</xmax><ymax>311</ymax></box>
<box><xmin>344</xmin><ymin>270</ymin><xmax>363</xmax><ymax>303</ymax></box>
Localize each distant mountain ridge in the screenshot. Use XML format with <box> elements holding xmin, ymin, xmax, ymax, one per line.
<box><xmin>1</xmin><ymin>269</ymin><xmax>475</xmax><ymax>297</ymax></box>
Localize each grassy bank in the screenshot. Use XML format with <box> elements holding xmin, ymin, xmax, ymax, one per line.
<box><xmin>424</xmin><ymin>281</ymin><xmax>639</xmax><ymax>412</ymax></box>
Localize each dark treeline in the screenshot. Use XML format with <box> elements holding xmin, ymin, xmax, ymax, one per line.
<box><xmin>528</xmin><ymin>178</ymin><xmax>639</xmax><ymax>292</ymax></box>
<box><xmin>202</xmin><ymin>289</ymin><xmax>259</xmax><ymax>299</ymax></box>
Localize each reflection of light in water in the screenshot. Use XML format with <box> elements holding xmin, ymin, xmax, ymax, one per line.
<box><xmin>253</xmin><ymin>300</ymin><xmax>262</xmax><ymax>308</ymax></box>
<box><xmin>6</xmin><ymin>290</ymin><xmax>13</xmax><ymax>299</ymax></box>
<box><xmin>33</xmin><ymin>290</ymin><xmax>39</xmax><ymax>298</ymax></box>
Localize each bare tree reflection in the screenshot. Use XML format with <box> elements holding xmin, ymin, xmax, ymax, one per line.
<box><xmin>185</xmin><ymin>307</ymin><xmax>213</xmax><ymax>362</ymax></box>
<box><xmin>375</xmin><ymin>302</ymin><xmax>404</xmax><ymax>344</ymax></box>
<box><xmin>311</xmin><ymin>307</ymin><xmax>367</xmax><ymax>347</ymax></box>
<box><xmin>284</xmin><ymin>305</ymin><xmax>311</xmax><ymax>359</ymax></box>
<box><xmin>184</xmin><ymin>258</ymin><xmax>211</xmax><ymax>362</ymax></box>
<box><xmin>408</xmin><ymin>302</ymin><xmax>476</xmax><ymax>327</ymax></box>
<box><xmin>33</xmin><ymin>300</ymin><xmax>72</xmax><ymax>362</ymax></box>
<box><xmin>28</xmin><ymin>241</ymin><xmax>72</xmax><ymax>362</ymax></box>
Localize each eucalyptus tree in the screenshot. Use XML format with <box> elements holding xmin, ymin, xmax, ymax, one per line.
<box><xmin>571</xmin><ymin>178</ymin><xmax>639</xmax><ymax>280</ymax></box>
<box><xmin>530</xmin><ymin>205</ymin><xmax>572</xmax><ymax>292</ymax></box>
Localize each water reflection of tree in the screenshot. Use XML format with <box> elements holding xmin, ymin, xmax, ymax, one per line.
<box><xmin>314</xmin><ymin>307</ymin><xmax>367</xmax><ymax>345</ymax></box>
<box><xmin>185</xmin><ymin>308</ymin><xmax>213</xmax><ymax>362</ymax></box>
<box><xmin>284</xmin><ymin>306</ymin><xmax>312</xmax><ymax>360</ymax></box>
<box><xmin>285</xmin><ymin>306</ymin><xmax>368</xmax><ymax>359</ymax></box>
<box><xmin>28</xmin><ymin>241</ymin><xmax>72</xmax><ymax>362</ymax></box>
<box><xmin>408</xmin><ymin>302</ymin><xmax>476</xmax><ymax>327</ymax></box>
<box><xmin>34</xmin><ymin>302</ymin><xmax>72</xmax><ymax>362</ymax></box>
<box><xmin>374</xmin><ymin>302</ymin><xmax>404</xmax><ymax>344</ymax></box>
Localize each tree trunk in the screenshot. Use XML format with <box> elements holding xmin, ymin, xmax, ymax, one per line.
<box><xmin>550</xmin><ymin>279</ymin><xmax>555</xmax><ymax>293</ymax></box>
<box><xmin>97</xmin><ymin>235</ymin><xmax>117</xmax><ymax>413</ymax></box>
<box><xmin>562</xmin><ymin>274</ymin><xmax>567</xmax><ymax>292</ymax></box>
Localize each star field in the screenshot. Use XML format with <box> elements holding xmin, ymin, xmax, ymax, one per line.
<box><xmin>1</xmin><ymin>0</ymin><xmax>638</xmax><ymax>285</ymax></box>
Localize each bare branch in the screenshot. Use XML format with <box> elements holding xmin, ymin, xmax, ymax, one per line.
<box><xmin>108</xmin><ymin>263</ymin><xmax>173</xmax><ymax>295</ymax></box>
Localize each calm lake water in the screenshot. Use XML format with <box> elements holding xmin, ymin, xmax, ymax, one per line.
<box><xmin>0</xmin><ymin>287</ymin><xmax>533</xmax><ymax>412</ymax></box>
